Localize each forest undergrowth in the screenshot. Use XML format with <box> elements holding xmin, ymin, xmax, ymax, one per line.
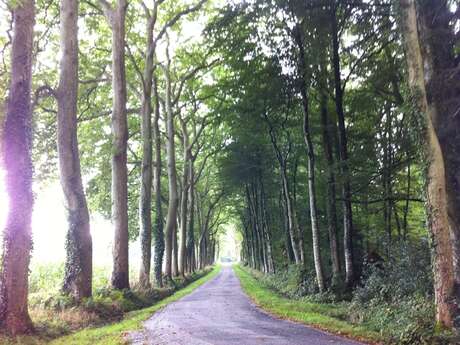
<box><xmin>238</xmin><ymin>248</ymin><xmax>459</xmax><ymax>345</ymax></box>
<box><xmin>0</xmin><ymin>263</ymin><xmax>215</xmax><ymax>344</ymax></box>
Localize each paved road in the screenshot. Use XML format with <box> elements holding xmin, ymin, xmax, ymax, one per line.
<box><xmin>131</xmin><ymin>266</ymin><xmax>364</xmax><ymax>345</ymax></box>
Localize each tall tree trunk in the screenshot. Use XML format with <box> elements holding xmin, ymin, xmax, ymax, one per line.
<box><xmin>249</xmin><ymin>215</ymin><xmax>256</xmax><ymax>269</ymax></box>
<box><xmin>110</xmin><ymin>1</ymin><xmax>129</xmax><ymax>290</ymax></box>
<box><xmin>58</xmin><ymin>0</ymin><xmax>93</xmax><ymax>299</ymax></box>
<box><xmin>382</xmin><ymin>106</ymin><xmax>392</xmax><ymax>253</ymax></box>
<box><xmin>244</xmin><ymin>206</ymin><xmax>255</xmax><ymax>268</ymax></box>
<box><xmin>260</xmin><ymin>180</ymin><xmax>274</xmax><ymax>273</ymax></box>
<box><xmin>179</xmin><ymin>181</ymin><xmax>188</xmax><ymax>275</ymax></box>
<box><xmin>303</xmin><ymin>94</ymin><xmax>325</xmax><ymax>291</ymax></box>
<box><xmin>242</xmin><ymin>217</ymin><xmax>250</xmax><ymax>265</ymax></box>
<box><xmin>247</xmin><ymin>184</ymin><xmax>261</xmax><ymax>270</ymax></box>
<box><xmin>199</xmin><ymin>234</ymin><xmax>206</xmax><ymax>269</ymax></box>
<box><xmin>163</xmin><ymin>62</ymin><xmax>179</xmax><ymax>281</ymax></box>
<box><xmin>252</xmin><ymin>182</ymin><xmax>267</xmax><ymax>272</ymax></box>
<box><xmin>100</xmin><ymin>0</ymin><xmax>129</xmax><ymax>289</ymax></box>
<box><xmin>399</xmin><ymin>0</ymin><xmax>459</xmax><ymax>329</ymax></box>
<box><xmin>331</xmin><ymin>4</ymin><xmax>355</xmax><ymax>287</ymax></box>
<box><xmin>291</xmin><ymin>156</ymin><xmax>306</xmax><ymax>265</ymax></box>
<box><xmin>196</xmin><ymin>193</ymin><xmax>204</xmax><ymax>269</ymax></box>
<box><xmin>319</xmin><ymin>72</ymin><xmax>341</xmax><ymax>287</ymax></box>
<box><xmin>137</xmin><ymin>4</ymin><xmax>159</xmax><ymax>289</ymax></box>
<box><xmin>179</xmin><ymin>119</ymin><xmax>190</xmax><ymax>276</ymax></box>
<box><xmin>138</xmin><ymin>75</ymin><xmax>153</xmax><ymax>288</ymax></box>
<box><xmin>186</xmin><ymin>162</ymin><xmax>196</xmax><ymax>273</ymax></box>
<box><xmin>416</xmin><ymin>2</ymin><xmax>460</xmax><ymax>306</ymax></box>
<box><xmin>0</xmin><ymin>0</ymin><xmax>35</xmax><ymax>334</ymax></box>
<box><xmin>152</xmin><ymin>75</ymin><xmax>164</xmax><ymax>287</ymax></box>
<box><xmin>295</xmin><ymin>25</ymin><xmax>325</xmax><ymax>291</ymax></box>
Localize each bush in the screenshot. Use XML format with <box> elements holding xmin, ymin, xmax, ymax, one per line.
<box><xmin>256</xmin><ymin>265</ymin><xmax>318</xmax><ymax>298</ymax></box>
<box><xmin>353</xmin><ymin>241</ymin><xmax>432</xmax><ymax>305</ymax></box>
<box><xmin>246</xmin><ymin>239</ymin><xmax>446</xmax><ymax>344</ymax></box>
<box><xmin>348</xmin><ymin>241</ymin><xmax>438</xmax><ymax>344</ymax></box>
<box><xmin>348</xmin><ymin>295</ymin><xmax>435</xmax><ymax>344</ymax></box>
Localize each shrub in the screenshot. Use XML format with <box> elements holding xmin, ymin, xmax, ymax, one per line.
<box><xmin>353</xmin><ymin>241</ymin><xmax>432</xmax><ymax>305</ymax></box>
<box><xmin>257</xmin><ymin>265</ymin><xmax>319</xmax><ymax>298</ymax></box>
<box><xmin>245</xmin><ymin>239</ymin><xmax>442</xmax><ymax>344</ymax></box>
<box><xmin>348</xmin><ymin>241</ymin><xmax>437</xmax><ymax>344</ymax></box>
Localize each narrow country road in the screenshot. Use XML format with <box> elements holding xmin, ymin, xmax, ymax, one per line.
<box><xmin>130</xmin><ymin>266</ymin><xmax>364</xmax><ymax>345</ymax></box>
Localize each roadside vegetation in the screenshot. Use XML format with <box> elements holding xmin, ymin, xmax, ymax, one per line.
<box><xmin>0</xmin><ymin>265</ymin><xmax>218</xmax><ymax>345</ymax></box>
<box><xmin>236</xmin><ymin>264</ymin><xmax>458</xmax><ymax>345</ymax></box>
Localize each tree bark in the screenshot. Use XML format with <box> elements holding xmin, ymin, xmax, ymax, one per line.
<box><xmin>247</xmin><ymin>184</ymin><xmax>261</xmax><ymax>270</ymax></box>
<box><xmin>382</xmin><ymin>105</ymin><xmax>393</xmax><ymax>253</ymax></box>
<box><xmin>152</xmin><ymin>75</ymin><xmax>164</xmax><ymax>287</ymax></box>
<box><xmin>138</xmin><ymin>76</ymin><xmax>153</xmax><ymax>288</ymax></box>
<box><xmin>399</xmin><ymin>0</ymin><xmax>458</xmax><ymax>329</ymax></box>
<box><xmin>186</xmin><ymin>162</ymin><xmax>196</xmax><ymax>273</ymax></box>
<box><xmin>179</xmin><ymin>118</ymin><xmax>191</xmax><ymax>276</ymax></box>
<box><xmin>415</xmin><ymin>2</ymin><xmax>460</xmax><ymax>312</ymax></box>
<box><xmin>138</xmin><ymin>4</ymin><xmax>159</xmax><ymax>288</ymax></box>
<box><xmin>294</xmin><ymin>25</ymin><xmax>325</xmax><ymax>291</ymax></box>
<box><xmin>282</xmin><ymin>171</ymin><xmax>301</xmax><ymax>264</ymax></box>
<box><xmin>260</xmin><ymin>180</ymin><xmax>274</xmax><ymax>273</ymax></box>
<box><xmin>331</xmin><ymin>4</ymin><xmax>356</xmax><ymax>287</ymax></box>
<box><xmin>163</xmin><ymin>60</ymin><xmax>179</xmax><ymax>281</ymax></box>
<box><xmin>0</xmin><ymin>0</ymin><xmax>35</xmax><ymax>334</ymax></box>
<box><xmin>58</xmin><ymin>0</ymin><xmax>93</xmax><ymax>299</ymax></box>
<box><xmin>280</xmin><ymin>191</ymin><xmax>295</xmax><ymax>263</ymax></box>
<box><xmin>253</xmin><ymin>182</ymin><xmax>268</xmax><ymax>272</ymax></box>
<box><xmin>172</xmin><ymin>222</ymin><xmax>179</xmax><ymax>277</ymax></box>
<box><xmin>319</xmin><ymin>72</ymin><xmax>342</xmax><ymax>287</ymax></box>
<box><xmin>100</xmin><ymin>0</ymin><xmax>129</xmax><ymax>290</ymax></box>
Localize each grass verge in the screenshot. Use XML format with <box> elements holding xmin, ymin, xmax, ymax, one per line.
<box><xmin>1</xmin><ymin>266</ymin><xmax>220</xmax><ymax>345</ymax></box>
<box><xmin>234</xmin><ymin>265</ymin><xmax>381</xmax><ymax>345</ymax></box>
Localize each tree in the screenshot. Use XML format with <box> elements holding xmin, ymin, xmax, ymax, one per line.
<box><xmin>265</xmin><ymin>115</ymin><xmax>303</xmax><ymax>265</ymax></box>
<box><xmin>398</xmin><ymin>0</ymin><xmax>460</xmax><ymax>329</ymax></box>
<box><xmin>330</xmin><ymin>1</ymin><xmax>356</xmax><ymax>287</ymax></box>
<box><xmin>178</xmin><ymin>116</ymin><xmax>193</xmax><ymax>276</ymax></box>
<box><xmin>135</xmin><ymin>0</ymin><xmax>207</xmax><ymax>287</ymax></box>
<box><xmin>294</xmin><ymin>23</ymin><xmax>325</xmax><ymax>292</ymax></box>
<box><xmin>0</xmin><ymin>0</ymin><xmax>35</xmax><ymax>334</ymax></box>
<box><xmin>152</xmin><ymin>74</ymin><xmax>164</xmax><ymax>286</ymax></box>
<box><xmin>58</xmin><ymin>0</ymin><xmax>93</xmax><ymax>300</ymax></box>
<box><xmin>318</xmin><ymin>60</ymin><xmax>341</xmax><ymax>287</ymax></box>
<box><xmin>162</xmin><ymin>47</ymin><xmax>179</xmax><ymax>281</ymax></box>
<box><xmin>99</xmin><ymin>0</ymin><xmax>130</xmax><ymax>290</ymax></box>
<box><xmin>137</xmin><ymin>0</ymin><xmax>158</xmax><ymax>289</ymax></box>
<box><xmin>178</xmin><ymin>99</ymin><xmax>211</xmax><ymax>275</ymax></box>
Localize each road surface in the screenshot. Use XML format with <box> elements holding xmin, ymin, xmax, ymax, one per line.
<box><xmin>130</xmin><ymin>266</ymin><xmax>364</xmax><ymax>345</ymax></box>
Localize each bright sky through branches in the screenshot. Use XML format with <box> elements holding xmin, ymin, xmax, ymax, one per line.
<box><xmin>0</xmin><ymin>3</ymin><xmax>221</xmax><ymax>267</ymax></box>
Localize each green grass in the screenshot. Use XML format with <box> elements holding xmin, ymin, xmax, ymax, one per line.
<box><xmin>1</xmin><ymin>266</ymin><xmax>220</xmax><ymax>345</ymax></box>
<box><xmin>234</xmin><ymin>265</ymin><xmax>382</xmax><ymax>344</ymax></box>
